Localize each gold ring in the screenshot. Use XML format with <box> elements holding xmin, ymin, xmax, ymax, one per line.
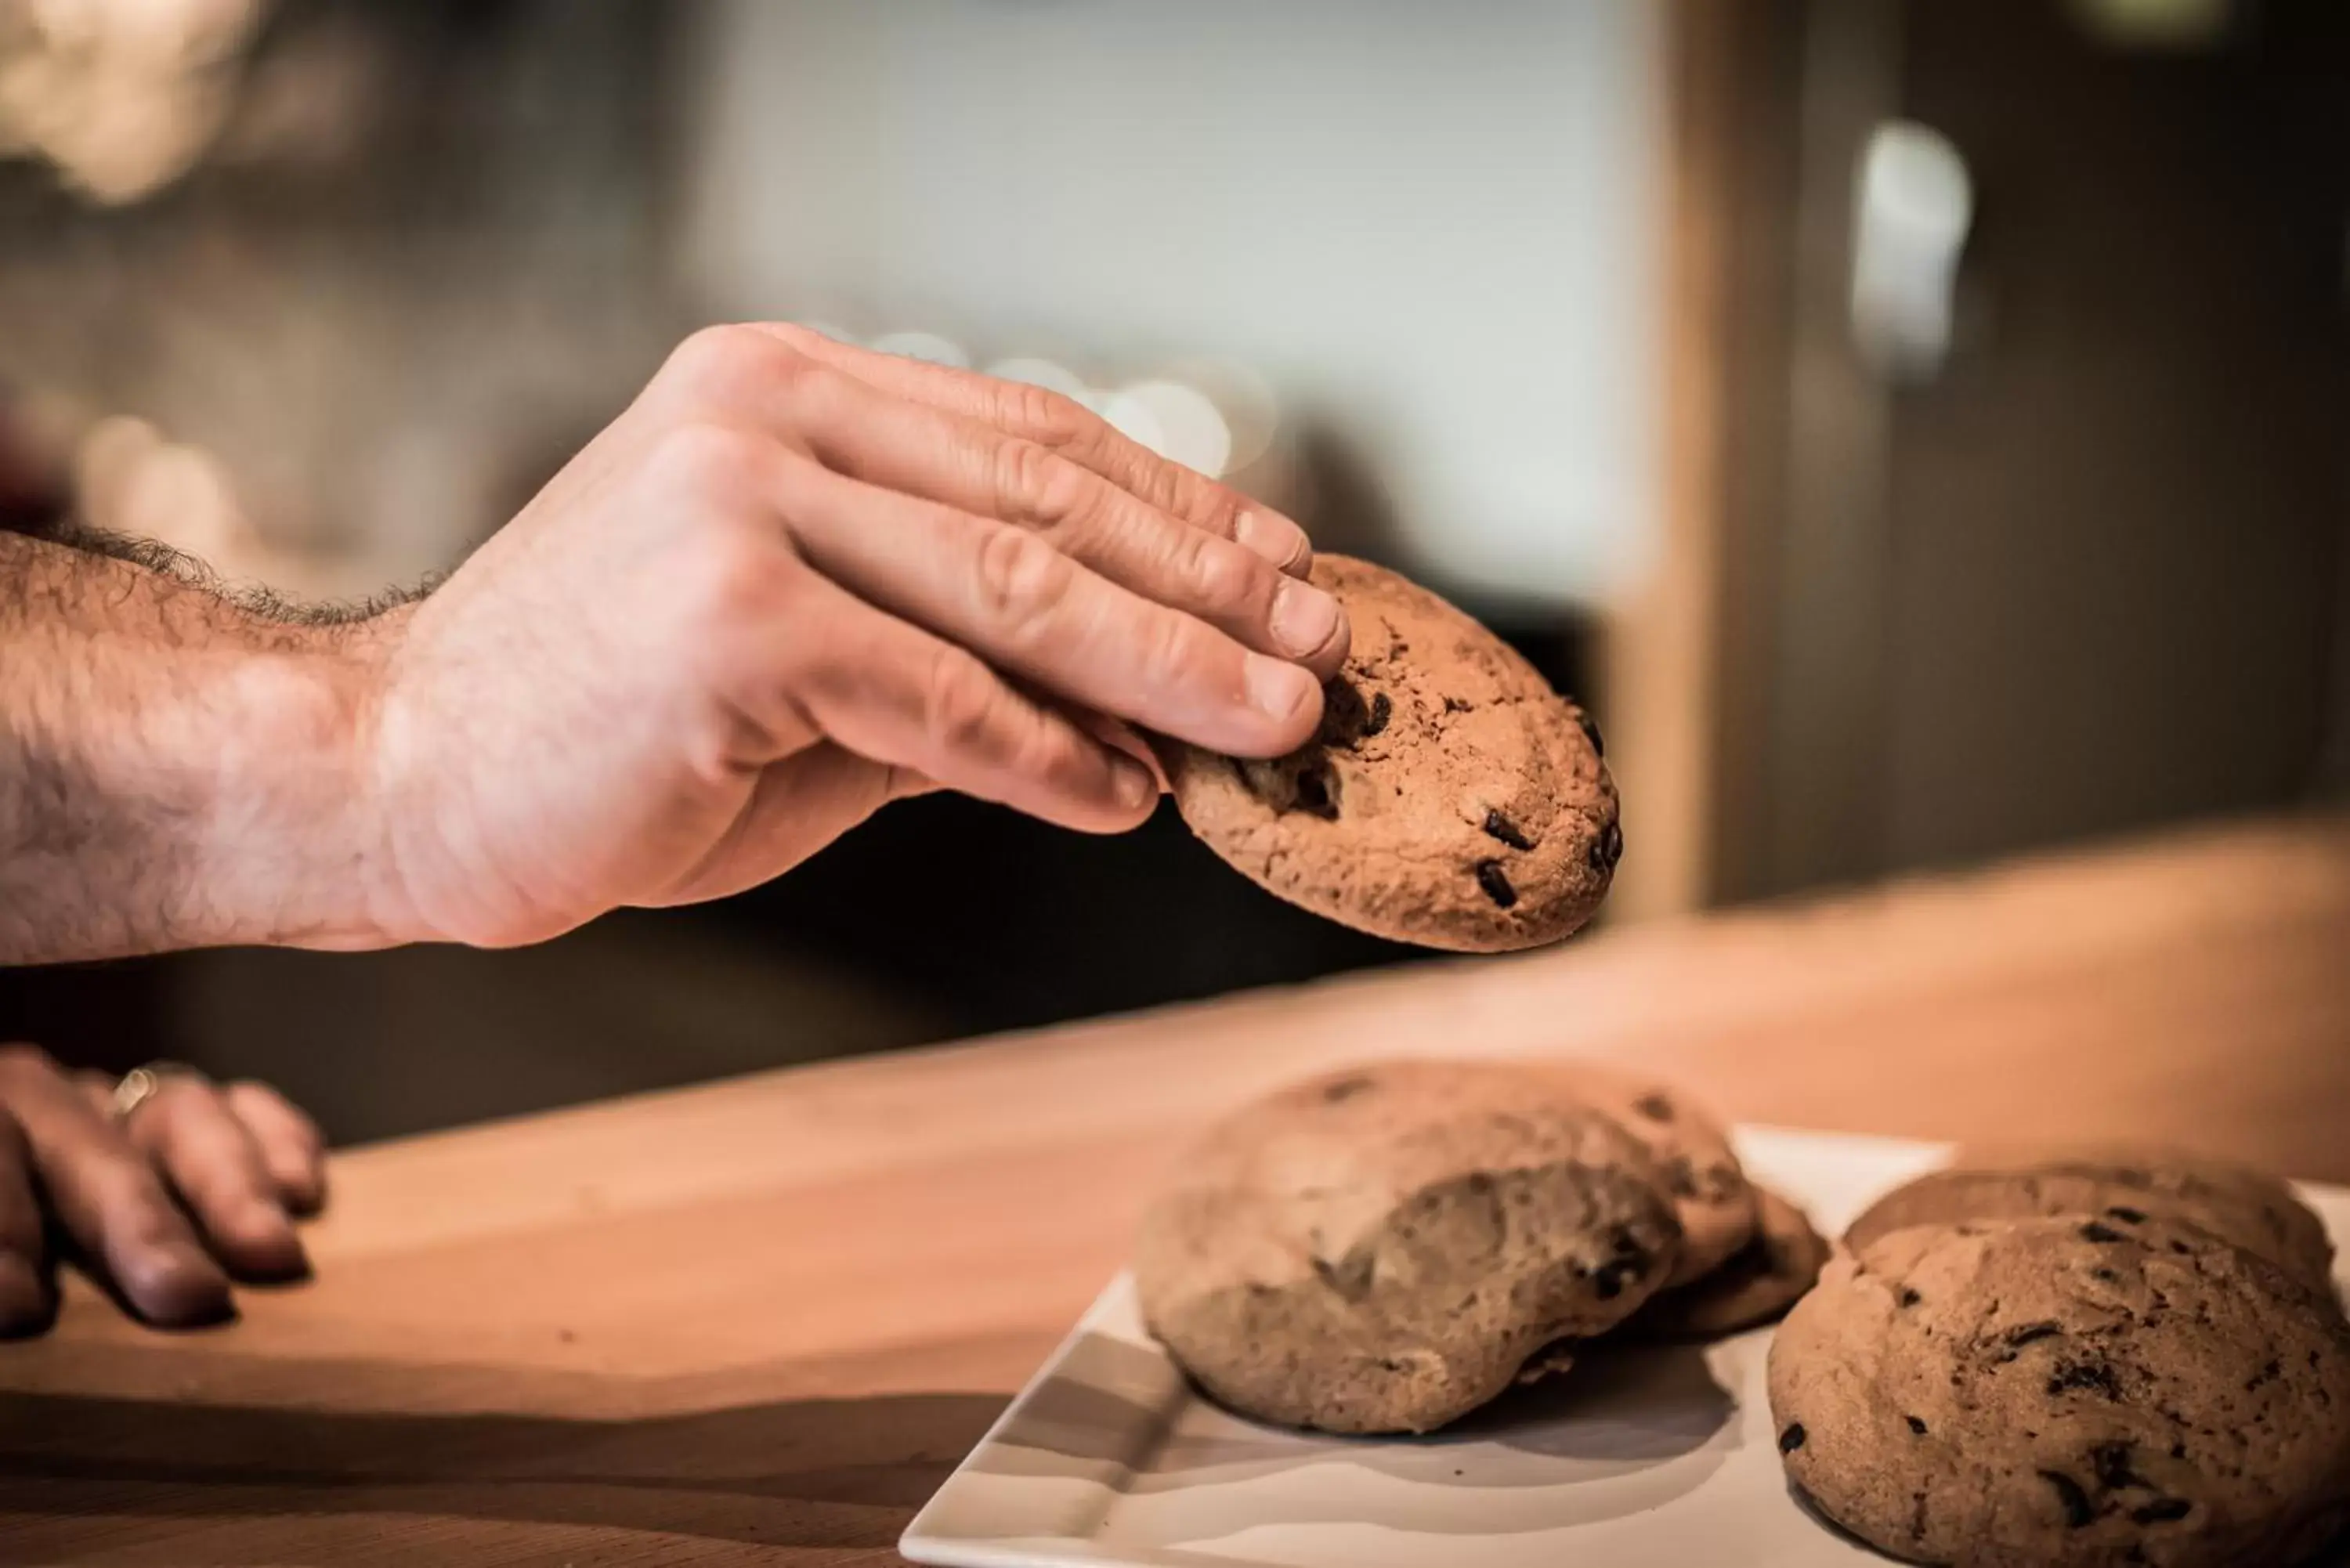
<box><xmin>110</xmin><ymin>1061</ymin><xmax>202</xmax><ymax>1123</ymax></box>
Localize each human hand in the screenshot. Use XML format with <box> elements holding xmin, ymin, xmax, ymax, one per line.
<box><xmin>357</xmin><ymin>327</ymin><xmax>1350</xmax><ymax>948</ymax></box>
<box><xmin>0</xmin><ymin>1048</ymin><xmax>327</xmax><ymax>1333</ymax></box>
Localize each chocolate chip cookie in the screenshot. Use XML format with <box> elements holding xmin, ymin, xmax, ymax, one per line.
<box><xmin>1770</xmin><ymin>1216</ymin><xmax>2350</xmax><ymax>1567</ymax></box>
<box><xmin>1846</xmin><ymin>1148</ymin><xmax>2336</xmax><ymax>1292</ymax></box>
<box><xmin>1634</xmin><ymin>1186</ymin><xmax>1828</xmax><ymax>1338</ymax></box>
<box><xmin>1135</xmin><ymin>1059</ymin><xmax>1682</xmax><ymax>1433</ymax></box>
<box><xmin>1546</xmin><ymin>1065</ymin><xmax>1758</xmax><ymax>1287</ymax></box>
<box><xmin>1163</xmin><ymin>555</ymin><xmax>1618</xmax><ymax>953</ymax></box>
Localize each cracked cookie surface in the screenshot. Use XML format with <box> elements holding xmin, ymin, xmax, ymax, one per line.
<box><xmin>1162</xmin><ymin>555</ymin><xmax>1618</xmax><ymax>952</ymax></box>
<box><xmin>1136</xmin><ymin>1059</ymin><xmax>1681</xmax><ymax>1434</ymax></box>
<box><xmin>1768</xmin><ymin>1216</ymin><xmax>2350</xmax><ymax>1567</ymax></box>
<box><xmin>1543</xmin><ymin>1064</ymin><xmax>1759</xmax><ymax>1287</ymax></box>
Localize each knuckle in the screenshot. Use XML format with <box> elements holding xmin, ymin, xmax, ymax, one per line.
<box><xmin>227</xmin><ymin>1080</ymin><xmax>312</xmax><ymax>1134</ymax></box>
<box><xmin>145</xmin><ymin>1079</ymin><xmax>214</xmax><ymax>1129</ymax></box>
<box><xmin>661</xmin><ymin>324</ymin><xmax>815</xmax><ymax>410</ymax></box>
<box><xmin>989</xmin><ymin>438</ymin><xmax>1090</xmax><ymax>530</ymax></box>
<box><xmin>971</xmin><ymin>523</ymin><xmax>1073</xmax><ymax>634</ymax></box>
<box><xmin>1191</xmin><ymin>484</ymin><xmax>1254</xmax><ymax>543</ymax></box>
<box><xmin>1137</xmin><ymin>609</ymin><xmax>1212</xmax><ymax>695</ymax></box>
<box><xmin>1175</xmin><ymin>531</ymin><xmax>1268</xmax><ymax>615</ymax></box>
<box><xmin>921</xmin><ymin>647</ymin><xmax>1014</xmax><ymax>765</ymax></box>
<box><xmin>996</xmin><ymin>378</ymin><xmax>1094</xmax><ymax>450</ymax></box>
<box><xmin>756</xmin><ymin>320</ymin><xmax>823</xmax><ymax>356</ymax></box>
<box><xmin>662</xmin><ymin>324</ymin><xmax>754</xmax><ymax>395</ymax></box>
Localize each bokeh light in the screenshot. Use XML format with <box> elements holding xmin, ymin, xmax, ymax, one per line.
<box><xmin>1108</xmin><ymin>379</ymin><xmax>1232</xmax><ymax>477</ymax></box>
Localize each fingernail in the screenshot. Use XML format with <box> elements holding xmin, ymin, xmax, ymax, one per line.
<box><xmin>1233</xmin><ymin>508</ymin><xmax>1311</xmax><ymax>571</ymax></box>
<box><xmin>118</xmin><ymin>1243</ymin><xmax>233</xmax><ymax>1328</ymax></box>
<box><xmin>1270</xmin><ymin>579</ymin><xmax>1342</xmax><ymax>659</ymax></box>
<box><xmin>1112</xmin><ymin>757</ymin><xmax>1157</xmax><ymax>810</ymax></box>
<box><xmin>1246</xmin><ymin>655</ymin><xmax>1318</xmax><ymax>724</ymax></box>
<box><xmin>231</xmin><ymin>1205</ymin><xmax>311</xmax><ymax>1283</ymax></box>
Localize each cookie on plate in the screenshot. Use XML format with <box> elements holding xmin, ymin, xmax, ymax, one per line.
<box><xmin>1769</xmin><ymin>1216</ymin><xmax>2350</xmax><ymax>1567</ymax></box>
<box><xmin>1846</xmin><ymin>1147</ymin><xmax>2336</xmax><ymax>1292</ymax></box>
<box><xmin>1633</xmin><ymin>1186</ymin><xmax>1828</xmax><ymax>1338</ymax></box>
<box><xmin>1135</xmin><ymin>1059</ymin><xmax>1682</xmax><ymax>1434</ymax></box>
<box><xmin>1555</xmin><ymin>1066</ymin><xmax>1759</xmax><ymax>1287</ymax></box>
<box><xmin>1162</xmin><ymin>555</ymin><xmax>1618</xmax><ymax>953</ymax></box>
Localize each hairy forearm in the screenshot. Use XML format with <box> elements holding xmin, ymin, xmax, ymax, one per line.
<box><xmin>0</xmin><ymin>529</ymin><xmax>415</xmax><ymax>963</ymax></box>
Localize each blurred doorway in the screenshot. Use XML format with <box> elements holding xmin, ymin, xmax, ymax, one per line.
<box><xmin>1708</xmin><ymin>0</ymin><xmax>2348</xmax><ymax>901</ymax></box>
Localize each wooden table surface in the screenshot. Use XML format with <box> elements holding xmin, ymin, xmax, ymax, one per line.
<box><xmin>5</xmin><ymin>812</ymin><xmax>2348</xmax><ymax>1566</ymax></box>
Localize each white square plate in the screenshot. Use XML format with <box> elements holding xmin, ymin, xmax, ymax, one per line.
<box><xmin>902</xmin><ymin>1128</ymin><xmax>2350</xmax><ymax>1568</ymax></box>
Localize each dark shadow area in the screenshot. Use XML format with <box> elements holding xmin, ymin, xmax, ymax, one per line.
<box><xmin>969</xmin><ymin>1327</ymin><xmax>1737</xmax><ymax>1540</ymax></box>
<box><xmin>0</xmin><ymin>1386</ymin><xmax>1007</xmax><ymax>1558</ymax></box>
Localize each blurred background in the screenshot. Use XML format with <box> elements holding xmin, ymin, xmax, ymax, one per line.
<box><xmin>0</xmin><ymin>0</ymin><xmax>2341</xmax><ymax>1143</ymax></box>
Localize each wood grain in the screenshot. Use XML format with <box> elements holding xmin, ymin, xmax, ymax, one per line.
<box><xmin>5</xmin><ymin>811</ymin><xmax>2348</xmax><ymax>1565</ymax></box>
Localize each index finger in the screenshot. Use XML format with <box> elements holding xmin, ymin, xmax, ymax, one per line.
<box><xmin>747</xmin><ymin>323</ymin><xmax>1314</xmax><ymax>576</ymax></box>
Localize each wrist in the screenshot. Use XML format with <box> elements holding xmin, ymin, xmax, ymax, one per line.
<box><xmin>190</xmin><ymin>607</ymin><xmax>424</xmax><ymax>951</ymax></box>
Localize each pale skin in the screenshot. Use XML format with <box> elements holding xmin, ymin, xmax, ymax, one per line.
<box><xmin>0</xmin><ymin>324</ymin><xmax>1350</xmax><ymax>1328</ymax></box>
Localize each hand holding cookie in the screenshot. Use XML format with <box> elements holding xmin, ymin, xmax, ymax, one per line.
<box><xmin>360</xmin><ymin>326</ymin><xmax>1351</xmax><ymax>947</ymax></box>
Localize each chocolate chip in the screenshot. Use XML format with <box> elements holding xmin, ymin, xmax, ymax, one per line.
<box><xmin>1364</xmin><ymin>692</ymin><xmax>1392</xmax><ymax>735</ymax></box>
<box><xmin>2006</xmin><ymin>1321</ymin><xmax>2063</xmax><ymax>1347</ymax></box>
<box><xmin>1898</xmin><ymin>1287</ymin><xmax>1922</xmax><ymax>1308</ymax></box>
<box><xmin>1482</xmin><ymin>808</ymin><xmax>1534</xmax><ymax>850</ymax></box>
<box><xmin>2092</xmin><ymin>1267</ymin><xmax>2120</xmax><ymax>1284</ymax></box>
<box><xmin>2131</xmin><ymin>1498</ymin><xmax>2192</xmax><ymax>1524</ymax></box>
<box><xmin>1292</xmin><ymin>762</ymin><xmax>1340</xmax><ymax>819</ymax></box>
<box><xmin>1443</xmin><ymin>694</ymin><xmax>1470</xmax><ymax>713</ymax></box>
<box><xmin>1475</xmin><ymin>859</ymin><xmax>1518</xmax><ymax>908</ymax></box>
<box><xmin>1575</xmin><ymin>707</ymin><xmax>1604</xmax><ymax>757</ymax></box>
<box><xmin>1235</xmin><ymin>755</ymin><xmax>1340</xmax><ymax>819</ymax></box>
<box><xmin>2040</xmin><ymin>1471</ymin><xmax>2095</xmax><ymax>1529</ymax></box>
<box><xmin>2245</xmin><ymin>1358</ymin><xmax>2281</xmax><ymax>1392</ymax></box>
<box><xmin>2048</xmin><ymin>1360</ymin><xmax>2124</xmax><ymax>1400</ymax></box>
<box><xmin>1585</xmin><ymin>1254</ymin><xmax>1645</xmax><ymax>1299</ymax></box>
<box><xmin>1314</xmin><ymin>677</ymin><xmax>1369</xmax><ymax>744</ymax></box>
<box><xmin>2091</xmin><ymin>1441</ymin><xmax>2142</xmax><ymax>1490</ymax></box>
<box><xmin>1664</xmin><ymin>1157</ymin><xmax>1699</xmax><ymax>1198</ymax></box>
<box><xmin>1633</xmin><ymin>1092</ymin><xmax>1675</xmax><ymax>1122</ymax></box>
<box><xmin>1907</xmin><ymin>1414</ymin><xmax>1928</xmax><ymax>1435</ymax></box>
<box><xmin>2105</xmin><ymin>1206</ymin><xmax>2147</xmax><ymax>1224</ymax></box>
<box><xmin>2079</xmin><ymin>1221</ymin><xmax>2125</xmax><ymax>1244</ymax></box>
<box><xmin>1779</xmin><ymin>1423</ymin><xmax>1806</xmax><ymax>1453</ymax></box>
<box><xmin>1589</xmin><ymin>818</ymin><xmax>1624</xmax><ymax>873</ymax></box>
<box><xmin>1321</xmin><ymin>1075</ymin><xmax>1375</xmax><ymax>1102</ymax></box>
<box><xmin>2169</xmin><ymin>1239</ymin><xmax>2193</xmax><ymax>1255</ymax></box>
